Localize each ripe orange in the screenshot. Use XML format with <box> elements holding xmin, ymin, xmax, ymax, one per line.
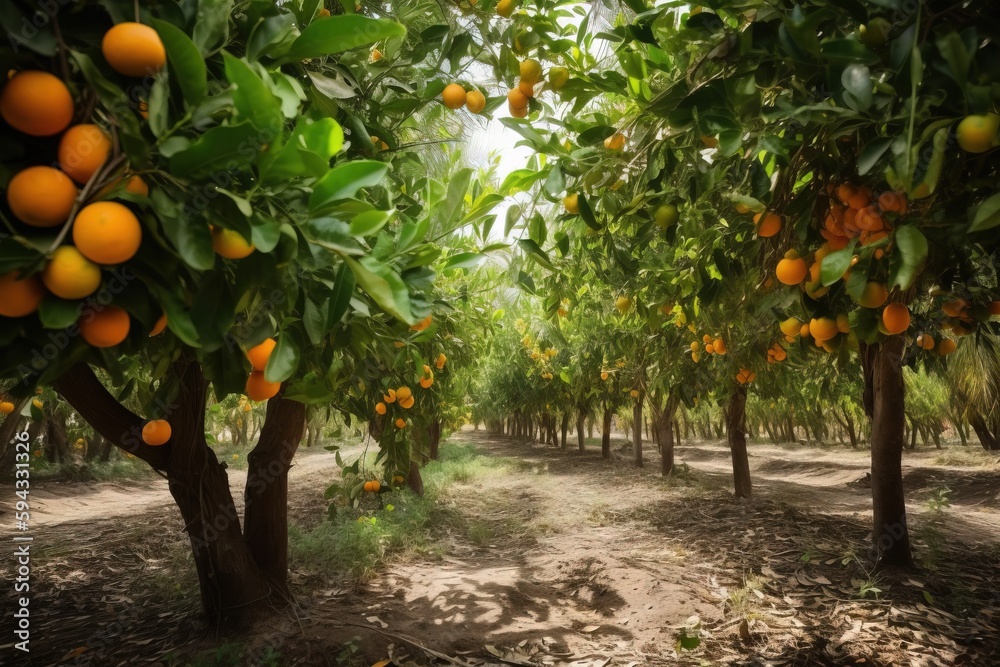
<box><xmin>396</xmin><ymin>386</ymin><xmax>412</xmax><ymax>401</ymax></box>
<box><xmin>496</xmin><ymin>0</ymin><xmax>518</xmax><ymax>17</ymax></box>
<box><xmin>0</xmin><ymin>71</ymin><xmax>74</xmax><ymax>137</ymax></box>
<box><xmin>941</xmin><ymin>299</ymin><xmax>968</xmax><ymax>318</ymax></box>
<box><xmin>937</xmin><ymin>338</ymin><xmax>957</xmax><ymax>356</ymax></box>
<box><xmin>410</xmin><ymin>315</ymin><xmax>432</xmax><ymax>331</ymax></box>
<box><xmin>466</xmin><ymin>90</ymin><xmax>486</xmax><ymax>114</ymax></box>
<box><xmin>882</xmin><ymin>302</ymin><xmax>910</xmax><ymax>335</ymax></box>
<box><xmin>375</xmin><ymin>402</ymin><xmax>387</xmax><ymax>415</ymax></box>
<box><xmin>102</xmin><ymin>23</ymin><xmax>166</xmax><ymax>77</ymax></box>
<box><xmin>916</xmin><ymin>333</ymin><xmax>935</xmax><ymax>351</ymax></box>
<box><xmin>6</xmin><ymin>166</ymin><xmax>78</xmax><ymax>228</ymax></box>
<box><xmin>846</xmin><ymin>186</ymin><xmax>872</xmax><ymax>210</ymax></box>
<box><xmin>878</xmin><ymin>191</ymin><xmax>907</xmax><ymax>214</ymax></box>
<box><xmin>518</xmin><ymin>79</ymin><xmax>536</xmax><ymax>98</ymax></box>
<box><xmin>809</xmin><ymin>317</ymin><xmax>839</xmax><ymax>342</ymax></box>
<box><xmin>150</xmin><ymin>312</ymin><xmax>167</xmax><ymax>336</ymax></box>
<box><xmin>58</xmin><ymin>124</ymin><xmax>112</xmax><ymax>184</ymax></box>
<box><xmin>519</xmin><ymin>59</ymin><xmax>543</xmax><ymax>84</ymax></box>
<box><xmin>72</xmin><ymin>201</ymin><xmax>142</xmax><ymax>265</ymax></box>
<box><xmin>246</xmin><ymin>370</ymin><xmax>280</xmax><ymax>401</ymax></box>
<box><xmin>42</xmin><ymin>246</ymin><xmax>102</xmax><ymax>299</ymax></box>
<box><xmin>125</xmin><ymin>175</ymin><xmax>149</xmax><ymax>196</ymax></box>
<box><xmin>0</xmin><ymin>401</ymin><xmax>14</xmax><ymax>414</ymax></box>
<box><xmin>247</xmin><ymin>338</ymin><xmax>276</xmax><ymax>371</ymax></box>
<box><xmin>779</xmin><ymin>317</ymin><xmax>801</xmax><ymax>337</ymax></box>
<box><xmin>704</xmin><ymin>343</ymin><xmax>715</xmax><ymax>354</ymax></box>
<box><xmin>604</xmin><ymin>133</ymin><xmax>626</xmax><ymax>151</ymax></box>
<box><xmin>563</xmin><ymin>194</ymin><xmax>580</xmax><ymax>214</ymax></box>
<box><xmin>363</xmin><ymin>480</ymin><xmax>381</xmax><ymax>493</ymax></box>
<box><xmin>442</xmin><ymin>83</ymin><xmax>467</xmax><ymax>109</ymax></box>
<box><xmin>0</xmin><ymin>271</ymin><xmax>45</xmax><ymax>317</ymax></box>
<box><xmin>399</xmin><ymin>395</ymin><xmax>415</xmax><ymax>409</ymax></box>
<box><xmin>713</xmin><ymin>337</ymin><xmax>727</xmax><ymax>355</ymax></box>
<box><xmin>419</xmin><ymin>377</ymin><xmax>433</xmax><ymax>389</ymax></box>
<box><xmin>775</xmin><ymin>253</ymin><xmax>807</xmax><ymax>285</ymax></box>
<box><xmin>956</xmin><ymin>113</ymin><xmax>999</xmax><ymax>153</ymax></box>
<box><xmin>211</xmin><ymin>227</ymin><xmax>255</xmax><ymax>259</ymax></box>
<box><xmin>392</xmin><ymin>475</ymin><xmax>405</xmax><ymax>485</ymax></box>
<box><xmin>856</xmin><ymin>281</ymin><xmax>888</xmax><ymax>308</ymax></box>
<box><xmin>600</xmin><ymin>371</ymin><xmax>609</xmax><ymax>381</ymax></box>
<box><xmin>435</xmin><ymin>352</ymin><xmax>447</xmax><ymax>369</ymax></box>
<box><xmin>79</xmin><ymin>306</ymin><xmax>131</xmax><ymax>347</ymax></box>
<box><xmin>395</xmin><ymin>418</ymin><xmax>406</xmax><ymax>428</ymax></box>
<box><xmin>548</xmin><ymin>66</ymin><xmax>569</xmax><ymax>90</ymax></box>
<box><xmin>754</xmin><ymin>212</ymin><xmax>782</xmax><ymax>238</ymax></box>
<box><xmin>383</xmin><ymin>388</ymin><xmax>397</xmax><ymax>403</ymax></box>
<box><xmin>836</xmin><ymin>314</ymin><xmax>851</xmax><ymax>334</ymax></box>
<box><xmin>142</xmin><ymin>419</ymin><xmax>172</xmax><ymax>446</ymax></box>
<box><xmin>507</xmin><ymin>88</ymin><xmax>529</xmax><ymax>109</ymax></box>
<box><xmin>509</xmin><ymin>103</ymin><xmax>528</xmax><ymax>119</ymax></box>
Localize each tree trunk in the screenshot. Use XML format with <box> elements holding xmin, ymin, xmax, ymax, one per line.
<box><xmin>577</xmin><ymin>409</ymin><xmax>586</xmax><ymax>452</ymax></box>
<box><xmin>862</xmin><ymin>337</ymin><xmax>913</xmax><ymax>568</ymax></box>
<box><xmin>427</xmin><ymin>417</ymin><xmax>441</xmax><ymax>460</ymax></box>
<box><xmin>601</xmin><ymin>407</ymin><xmax>612</xmax><ymax>460</ymax></box>
<box><xmin>407</xmin><ymin>459</ymin><xmax>425</xmax><ymax>496</ymax></box>
<box><xmin>54</xmin><ymin>361</ymin><xmax>279</xmax><ymax>625</ymax></box>
<box><xmin>0</xmin><ymin>397</ymin><xmax>31</xmax><ymax>476</ymax></box>
<box><xmin>658</xmin><ymin>395</ymin><xmax>679</xmax><ymax>476</ymax></box>
<box><xmin>632</xmin><ymin>398</ymin><xmax>643</xmax><ymax>467</ymax></box>
<box><xmin>560</xmin><ymin>412</ymin><xmax>569</xmax><ymax>450</ymax></box>
<box><xmin>969</xmin><ymin>411</ymin><xmax>1000</xmax><ymax>450</ymax></box>
<box><xmin>727</xmin><ymin>385</ymin><xmax>752</xmax><ymax>498</ymax></box>
<box><xmin>243</xmin><ymin>385</ymin><xmax>305</xmax><ymax>599</ymax></box>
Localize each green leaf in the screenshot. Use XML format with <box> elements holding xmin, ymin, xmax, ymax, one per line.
<box><xmin>544</xmin><ymin>165</ymin><xmax>565</xmax><ymax>197</ymax></box>
<box><xmin>310</xmin><ymin>161</ymin><xmax>389</xmax><ymax>212</ymax></box>
<box><xmin>579</xmin><ymin>194</ymin><xmax>601</xmax><ymax>230</ymax></box>
<box><xmin>152</xmin><ymin>19</ymin><xmax>207</xmax><ymax>107</ymax></box>
<box><xmin>261</xmin><ymin>118</ymin><xmax>344</xmax><ymax>184</ymax></box>
<box><xmin>265</xmin><ymin>334</ymin><xmax>300</xmax><ymax>383</ymax></box>
<box><xmin>281</xmin><ymin>16</ymin><xmax>406</xmax><ymax>63</ymax></box>
<box><xmin>889</xmin><ymin>226</ymin><xmax>928</xmax><ymax>290</ymax></box>
<box><xmin>505</xmin><ymin>204</ymin><xmax>522</xmax><ymax>237</ymax></box>
<box><xmin>192</xmin><ymin>0</ymin><xmax>233</xmax><ymax>54</ymax></box>
<box><xmin>169</xmin><ymin>122</ymin><xmax>263</xmax><ymax>179</ymax></box>
<box><xmin>857</xmin><ymin>138</ymin><xmax>893</xmax><ymax>175</ymax></box>
<box><xmin>37</xmin><ymin>297</ymin><xmax>79</xmax><ymax>329</ymax></box>
<box><xmin>969</xmin><ymin>194</ymin><xmax>1000</xmax><ymax>233</ymax></box>
<box><xmin>350</xmin><ymin>210</ymin><xmax>394</xmax><ymax>237</ymax></box>
<box><xmin>303</xmin><ymin>297</ymin><xmax>328</xmax><ymax>345</ymax></box>
<box><xmin>328</xmin><ymin>262</ymin><xmax>355</xmax><ymax>326</ymax></box>
<box><xmin>440</xmin><ymin>168</ymin><xmax>473</xmax><ymax>229</ymax></box>
<box><xmin>223</xmin><ymin>53</ymin><xmax>283</xmax><ymax>132</ymax></box>
<box><xmin>443</xmin><ymin>252</ymin><xmax>483</xmax><ymax>272</ymax></box>
<box><xmin>841</xmin><ymin>64</ymin><xmax>873</xmax><ymax>112</ymax></box>
<box><xmin>150</xmin><ymin>190</ymin><xmax>215</xmax><ymax>270</ymax></box>
<box><xmin>344</xmin><ymin>256</ymin><xmax>412</xmax><ymax>323</ymax></box>
<box><xmin>518</xmin><ymin>239</ymin><xmax>555</xmax><ymax>270</ymax></box>
<box><xmin>820</xmin><ymin>242</ymin><xmax>857</xmax><ymax>286</ymax></box>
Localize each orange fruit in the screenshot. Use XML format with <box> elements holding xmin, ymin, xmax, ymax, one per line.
<box><xmin>941</xmin><ymin>299</ymin><xmax>968</xmax><ymax>318</ymax></box>
<box><xmin>318</xmin><ymin>8</ymin><xmax>331</xmax><ymax>17</ymax></box>
<box><xmin>754</xmin><ymin>212</ymin><xmax>782</xmax><ymax>238</ymax></box>
<box><xmin>125</xmin><ymin>175</ymin><xmax>149</xmax><ymax>196</ymax></box>
<box><xmin>0</xmin><ymin>401</ymin><xmax>14</xmax><ymax>414</ymax></box>
<box><xmin>0</xmin><ymin>71</ymin><xmax>74</xmax><ymax>136</ymax></box>
<box><xmin>6</xmin><ymin>166</ymin><xmax>78</xmax><ymax>228</ymax></box>
<box><xmin>604</xmin><ymin>133</ymin><xmax>626</xmax><ymax>151</ymax></box>
<box><xmin>0</xmin><ymin>271</ymin><xmax>45</xmax><ymax>318</ymax></box>
<box><xmin>419</xmin><ymin>377</ymin><xmax>433</xmax><ymax>389</ymax></box>
<box><xmin>713</xmin><ymin>338</ymin><xmax>727</xmax><ymax>355</ymax></box>
<box><xmin>956</xmin><ymin>113</ymin><xmax>999</xmax><ymax>153</ymax></box>
<box><xmin>79</xmin><ymin>306</ymin><xmax>131</xmax><ymax>347</ymax></box>
<box><xmin>399</xmin><ymin>395</ymin><xmax>415</xmax><ymax>409</ymax></box>
<box><xmin>846</xmin><ymin>186</ymin><xmax>872</xmax><ymax>210</ymax></box>
<box><xmin>836</xmin><ymin>314</ymin><xmax>851</xmax><ymax>334</ymax></box>
<box><xmin>442</xmin><ymin>83</ymin><xmax>467</xmax><ymax>109</ymax></box>
<box><xmin>509</xmin><ymin>103</ymin><xmax>528</xmax><ymax>119</ymax></box>
<box><xmin>775</xmin><ymin>253</ymin><xmax>808</xmax><ymax>285</ymax></box>
<box><xmin>435</xmin><ymin>352</ymin><xmax>447</xmax><ymax>369</ymax></box>
<box><xmin>704</xmin><ymin>343</ymin><xmax>715</xmax><ymax>354</ymax></box>
<box><xmin>519</xmin><ymin>59</ymin><xmax>543</xmax><ymax>84</ymax></box>
<box><xmin>375</xmin><ymin>402</ymin><xmax>387</xmax><ymax>415</ymax></box>
<box><xmin>383</xmin><ymin>388</ymin><xmax>397</xmax><ymax>403</ymax></box>
<box><xmin>779</xmin><ymin>317</ymin><xmax>801</xmax><ymax>337</ymax></box>
<box><xmin>809</xmin><ymin>317</ymin><xmax>839</xmax><ymax>342</ymax></box>
<box><xmin>410</xmin><ymin>315</ymin><xmax>432</xmax><ymax>331</ymax></box>
<box><xmin>518</xmin><ymin>79</ymin><xmax>536</xmax><ymax>98</ymax></box>
<box><xmin>58</xmin><ymin>124</ymin><xmax>112</xmax><ymax>184</ymax></box>
<box><xmin>800</xmin><ymin>322</ymin><xmax>811</xmax><ymax>338</ymax></box>
<box><xmin>917</xmin><ymin>333</ymin><xmax>935</xmax><ymax>351</ymax></box>
<box><xmin>395</xmin><ymin>418</ymin><xmax>406</xmax><ymax>428</ymax></box>
<box><xmin>150</xmin><ymin>312</ymin><xmax>167</xmax><ymax>336</ymax></box>
<box><xmin>882</xmin><ymin>302</ymin><xmax>910</xmax><ymax>335</ymax></box>
<box><xmin>396</xmin><ymin>386</ymin><xmax>412</xmax><ymax>401</ymax></box>
<box><xmin>563</xmin><ymin>194</ymin><xmax>580</xmax><ymax>214</ymax></box>
<box><xmin>496</xmin><ymin>0</ymin><xmax>518</xmax><ymax>17</ymax></box>
<box><xmin>72</xmin><ymin>201</ymin><xmax>143</xmax><ymax>265</ymax></box>
<box><xmin>856</xmin><ymin>281</ymin><xmax>888</xmax><ymax>308</ymax></box>
<box><xmin>937</xmin><ymin>338</ymin><xmax>957</xmax><ymax>356</ymax></box>
<box><xmin>247</xmin><ymin>338</ymin><xmax>276</xmax><ymax>371</ymax></box>
<box><xmin>102</xmin><ymin>23</ymin><xmax>167</xmax><ymax>77</ymax></box>
<box><xmin>877</xmin><ymin>191</ymin><xmax>907</xmax><ymax>214</ymax></box>
<box><xmin>246</xmin><ymin>371</ymin><xmax>280</xmax><ymax>401</ymax></box>
<box><xmin>548</xmin><ymin>66</ymin><xmax>569</xmax><ymax>90</ymax></box>
<box><xmin>465</xmin><ymin>90</ymin><xmax>486</xmax><ymax>114</ymax></box>
<box><xmin>211</xmin><ymin>227</ymin><xmax>255</xmax><ymax>259</ymax></box>
<box><xmin>507</xmin><ymin>88</ymin><xmax>529</xmax><ymax>109</ymax></box>
<box><xmin>141</xmin><ymin>419</ymin><xmax>172</xmax><ymax>446</ymax></box>
<box><xmin>364</xmin><ymin>480</ymin><xmax>381</xmax><ymax>493</ymax></box>
<box><xmin>42</xmin><ymin>246</ymin><xmax>102</xmax><ymax>300</ymax></box>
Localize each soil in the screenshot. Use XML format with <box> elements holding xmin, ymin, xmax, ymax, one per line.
<box><xmin>1</xmin><ymin>432</ymin><xmax>999</xmax><ymax>666</ymax></box>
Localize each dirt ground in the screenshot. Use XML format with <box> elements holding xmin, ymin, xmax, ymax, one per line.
<box><xmin>2</xmin><ymin>431</ymin><xmax>999</xmax><ymax>666</ymax></box>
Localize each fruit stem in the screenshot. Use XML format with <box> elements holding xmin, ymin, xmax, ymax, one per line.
<box><xmin>46</xmin><ymin>152</ymin><xmax>128</xmax><ymax>254</ymax></box>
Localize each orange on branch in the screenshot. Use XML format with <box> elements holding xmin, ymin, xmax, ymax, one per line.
<box><xmin>247</xmin><ymin>338</ymin><xmax>276</xmax><ymax>371</ymax></box>
<box><xmin>0</xmin><ymin>70</ymin><xmax>74</xmax><ymax>136</ymax></box>
<box><xmin>102</xmin><ymin>23</ymin><xmax>166</xmax><ymax>77</ymax></box>
<box><xmin>42</xmin><ymin>246</ymin><xmax>102</xmax><ymax>300</ymax></box>
<box><xmin>0</xmin><ymin>271</ymin><xmax>45</xmax><ymax>318</ymax></box>
<box><xmin>6</xmin><ymin>166</ymin><xmax>78</xmax><ymax>228</ymax></box>
<box><xmin>79</xmin><ymin>306</ymin><xmax>131</xmax><ymax>348</ymax></box>
<box><xmin>142</xmin><ymin>419</ymin><xmax>172</xmax><ymax>446</ymax></box>
<box><xmin>246</xmin><ymin>371</ymin><xmax>280</xmax><ymax>402</ymax></box>
<box><xmin>72</xmin><ymin>201</ymin><xmax>142</xmax><ymax>265</ymax></box>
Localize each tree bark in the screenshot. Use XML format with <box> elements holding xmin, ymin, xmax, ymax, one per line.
<box><xmin>727</xmin><ymin>385</ymin><xmax>752</xmax><ymax>498</ymax></box>
<box><xmin>632</xmin><ymin>397</ymin><xmax>643</xmax><ymax>467</ymax></box>
<box><xmin>657</xmin><ymin>394</ymin><xmax>679</xmax><ymax>476</ymax></box>
<box><xmin>601</xmin><ymin>407</ymin><xmax>612</xmax><ymax>460</ymax></box>
<box><xmin>969</xmin><ymin>411</ymin><xmax>1000</xmax><ymax>450</ymax></box>
<box><xmin>560</xmin><ymin>413</ymin><xmax>569</xmax><ymax>450</ymax></box>
<box><xmin>863</xmin><ymin>337</ymin><xmax>913</xmax><ymax>568</ymax></box>
<box><xmin>577</xmin><ymin>409</ymin><xmax>586</xmax><ymax>452</ymax></box>
<box><xmin>243</xmin><ymin>385</ymin><xmax>305</xmax><ymax>599</ymax></box>
<box><xmin>427</xmin><ymin>417</ymin><xmax>441</xmax><ymax>460</ymax></box>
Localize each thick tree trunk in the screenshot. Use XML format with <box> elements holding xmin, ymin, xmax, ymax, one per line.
<box><xmin>243</xmin><ymin>386</ymin><xmax>305</xmax><ymax>599</ymax></box>
<box><xmin>54</xmin><ymin>361</ymin><xmax>278</xmax><ymax>624</ymax></box>
<box><xmin>969</xmin><ymin>411</ymin><xmax>1000</xmax><ymax>451</ymax></box>
<box><xmin>577</xmin><ymin>409</ymin><xmax>586</xmax><ymax>452</ymax></box>
<box><xmin>727</xmin><ymin>385</ymin><xmax>752</xmax><ymax>498</ymax></box>
<box><xmin>632</xmin><ymin>398</ymin><xmax>643</xmax><ymax>467</ymax></box>
<box><xmin>862</xmin><ymin>337</ymin><xmax>913</xmax><ymax>568</ymax></box>
<box><xmin>601</xmin><ymin>407</ymin><xmax>612</xmax><ymax>460</ymax></box>
<box><xmin>560</xmin><ymin>413</ymin><xmax>569</xmax><ymax>450</ymax></box>
<box><xmin>427</xmin><ymin>417</ymin><xmax>441</xmax><ymax>460</ymax></box>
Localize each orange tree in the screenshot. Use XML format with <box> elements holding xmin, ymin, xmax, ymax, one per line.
<box><xmin>0</xmin><ymin>0</ymin><xmax>495</xmax><ymax>623</ymax></box>
<box><xmin>473</xmin><ymin>0</ymin><xmax>999</xmax><ymax>567</ymax></box>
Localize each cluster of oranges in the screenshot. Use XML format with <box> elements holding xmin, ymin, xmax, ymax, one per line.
<box><xmin>689</xmin><ymin>334</ymin><xmax>727</xmax><ymax>363</ymax></box>
<box><xmin>245</xmin><ymin>338</ymin><xmax>281</xmax><ymax>401</ymax></box>
<box><xmin>375</xmin><ymin>385</ymin><xmax>414</xmax><ymax>429</ymax></box>
<box><xmin>442</xmin><ymin>82</ymin><xmax>487</xmax><ymax>114</ymax></box>
<box><xmin>779</xmin><ymin>314</ymin><xmax>853</xmax><ymax>353</ymax></box>
<box><xmin>735</xmin><ymin>368</ymin><xmax>757</xmax><ymax>385</ymax></box>
<box><xmin>363</xmin><ymin>474</ymin><xmax>405</xmax><ymax>494</ymax></box>
<box><xmin>0</xmin><ymin>22</ymin><xmax>168</xmax><ymax>348</ymax></box>
<box><xmin>821</xmin><ymin>183</ymin><xmax>907</xmax><ymax>250</ymax></box>
<box><xmin>766</xmin><ymin>342</ymin><xmax>788</xmax><ymax>364</ymax></box>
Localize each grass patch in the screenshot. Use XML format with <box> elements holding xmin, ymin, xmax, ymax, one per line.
<box><xmin>28</xmin><ymin>456</ymin><xmax>156</xmax><ymax>483</ymax></box>
<box><xmin>726</xmin><ymin>573</ymin><xmax>766</xmax><ymax>618</ymax></box>
<box><xmin>931</xmin><ymin>448</ymin><xmax>1000</xmax><ymax>467</ymax></box>
<box><xmin>290</xmin><ymin>441</ymin><xmax>520</xmax><ymax>581</ymax></box>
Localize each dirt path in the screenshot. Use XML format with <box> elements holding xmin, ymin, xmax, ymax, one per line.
<box><xmin>2</xmin><ymin>433</ymin><xmax>999</xmax><ymax>666</ymax></box>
